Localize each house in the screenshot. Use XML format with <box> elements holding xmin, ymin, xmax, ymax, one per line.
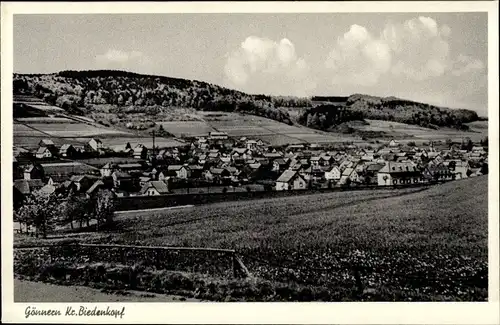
<box><xmin>167</xmin><ymin>165</ymin><xmax>189</xmax><ymax>179</ymax></box>
<box><xmin>339</xmin><ymin>167</ymin><xmax>360</xmax><ymax>185</ymax></box>
<box><xmin>155</xmin><ymin>168</ymin><xmax>176</xmax><ymax>181</ymax></box>
<box><xmin>310</xmin><ymin>156</ymin><xmax>322</xmax><ymax>166</ymax></box>
<box><xmin>100</xmin><ymin>163</ymin><xmax>115</xmax><ymax>177</ymax></box>
<box><xmin>187</xmin><ymin>165</ymin><xmax>204</xmax><ymax>178</ymax></box>
<box><xmin>364</xmin><ymin>163</ymin><xmax>385</xmax><ymax>184</ymax></box>
<box><xmin>324</xmin><ymin>165</ymin><xmax>341</xmax><ymax>182</ymax></box>
<box><xmin>275</xmin><ymin>170</ymin><xmax>307</xmax><ymax>191</ymax></box>
<box><xmin>444</xmin><ymin>160</ymin><xmax>470</xmax><ymax>179</ymax></box>
<box><xmin>377</xmin><ymin>162</ymin><xmax>422</xmax><ymax>186</ymax></box>
<box><xmin>14</xmin><ymin>179</ymin><xmax>44</xmax><ymax>196</ymax></box>
<box><xmin>424</xmin><ymin>164</ymin><xmax>454</xmax><ymax>182</ymax></box>
<box><xmin>86</xmin><ymin>180</ymin><xmax>106</xmax><ymax>197</ymax></box>
<box><xmin>263</xmin><ymin>152</ymin><xmax>283</xmax><ymax>160</ymax></box>
<box><xmin>85</xmin><ymin>138</ymin><xmax>103</xmax><ymax>152</ymax></box>
<box><xmin>59</xmin><ymin>144</ymin><xmax>77</xmax><ymax>158</ymax></box>
<box><xmin>133</xmin><ymin>145</ymin><xmax>148</xmax><ymax>159</ymax></box>
<box><xmin>231</xmin><ymin>148</ymin><xmax>251</xmax><ymax>161</ymax></box>
<box><xmin>23</xmin><ymin>164</ymin><xmax>44</xmax><ymax>180</ymax></box>
<box><xmin>35</xmin><ymin>146</ymin><xmax>53</xmax><ymax>159</ymax></box>
<box><xmin>39</xmin><ymin>139</ymin><xmax>55</xmax><ymax>148</ymax></box>
<box><xmin>246</xmin><ymin>140</ymin><xmax>258</xmax><ymax>150</ymax></box>
<box><xmin>111</xmin><ymin>171</ymin><xmax>135</xmax><ymax>191</ymax></box>
<box><xmin>46</xmin><ymin>174</ymin><xmax>70</xmax><ymax>186</ymax></box>
<box><xmin>140</xmin><ymin>180</ymin><xmax>170</xmax><ymax>196</ymax></box>
<box><xmin>208</xmin><ymin>131</ymin><xmax>228</xmax><ymax>140</ymax></box>
<box><xmin>388</xmin><ymin>139</ymin><xmax>400</xmax><ymax>147</ymax></box>
<box><xmin>139</xmin><ymin>176</ymin><xmax>152</xmax><ymax>187</ymax></box>
<box><xmin>40</xmin><ymin>162</ymin><xmax>100</xmax><ymax>182</ymax></box>
<box><xmin>116</xmin><ymin>163</ymin><xmax>144</xmax><ymax>173</ymax></box>
<box><xmin>70</xmin><ymin>175</ymin><xmax>99</xmax><ymax>192</ymax></box>
<box><xmin>272</xmin><ymin>158</ymin><xmax>289</xmax><ymax>173</ymax></box>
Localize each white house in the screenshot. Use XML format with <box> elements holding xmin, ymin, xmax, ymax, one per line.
<box><xmin>389</xmin><ymin>139</ymin><xmax>400</xmax><ymax>147</ymax></box>
<box><xmin>324</xmin><ymin>166</ymin><xmax>341</xmax><ymax>181</ymax></box>
<box><xmin>377</xmin><ymin>162</ymin><xmax>421</xmax><ymax>186</ymax></box>
<box><xmin>86</xmin><ymin>138</ymin><xmax>103</xmax><ymax>152</ymax></box>
<box><xmin>100</xmin><ymin>163</ymin><xmax>115</xmax><ymax>177</ymax></box>
<box><xmin>35</xmin><ymin>146</ymin><xmax>52</xmax><ymax>159</ymax></box>
<box><xmin>140</xmin><ymin>180</ymin><xmax>169</xmax><ymax>196</ymax></box>
<box><xmin>275</xmin><ymin>170</ymin><xmax>307</xmax><ymax>191</ymax></box>
<box><xmin>338</xmin><ymin>167</ymin><xmax>360</xmax><ymax>185</ymax></box>
<box><xmin>167</xmin><ymin>165</ymin><xmax>189</xmax><ymax>179</ymax></box>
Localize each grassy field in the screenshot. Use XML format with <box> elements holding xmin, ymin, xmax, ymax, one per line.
<box><xmin>354</xmin><ymin>119</ymin><xmax>488</xmax><ymax>142</ymax></box>
<box><xmin>198</xmin><ymin>112</ymin><xmax>360</xmax><ymax>145</ymax></box>
<box><xmin>22</xmin><ymin>123</ymin><xmax>130</xmax><ymax>137</ymax></box>
<box><xmin>14</xmin><ymin>177</ymin><xmax>488</xmax><ymax>301</ymax></box>
<box><xmin>157</xmin><ymin>121</ymin><xmax>216</xmax><ymax>137</ymax></box>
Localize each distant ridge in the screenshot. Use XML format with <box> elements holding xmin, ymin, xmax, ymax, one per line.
<box><xmin>13</xmin><ymin>69</ymin><xmax>481</xmax><ymax>131</ymax></box>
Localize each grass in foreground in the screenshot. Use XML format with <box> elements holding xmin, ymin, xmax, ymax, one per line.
<box><xmin>14</xmin><ymin>177</ymin><xmax>488</xmax><ymax>301</ymax></box>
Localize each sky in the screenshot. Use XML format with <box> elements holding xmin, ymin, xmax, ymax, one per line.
<box><xmin>14</xmin><ymin>13</ymin><xmax>488</xmax><ymax>116</ymax></box>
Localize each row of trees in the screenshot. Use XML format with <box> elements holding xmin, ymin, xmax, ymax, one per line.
<box><xmin>297</xmin><ymin>104</ymin><xmax>364</xmax><ymax>130</ymax></box>
<box><xmin>15</xmin><ymin>189</ymin><xmax>115</xmax><ymax>239</ymax></box>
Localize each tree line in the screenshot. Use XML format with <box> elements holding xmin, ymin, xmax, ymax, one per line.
<box><xmin>13</xmin><ymin>71</ymin><xmax>481</xmax><ymax>131</ymax></box>
<box><xmin>14</xmin><ymin>188</ymin><xmax>116</xmax><ymax>239</ymax></box>
<box><xmin>298</xmin><ymin>94</ymin><xmax>480</xmax><ymax>131</ymax></box>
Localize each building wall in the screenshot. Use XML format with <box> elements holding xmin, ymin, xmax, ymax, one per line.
<box><xmin>377</xmin><ymin>172</ymin><xmax>392</xmax><ymax>186</ymax></box>
<box><xmin>276</xmin><ymin>181</ymin><xmax>289</xmax><ymax>191</ymax></box>
<box><xmin>292</xmin><ymin>177</ymin><xmax>307</xmax><ymax>190</ymax></box>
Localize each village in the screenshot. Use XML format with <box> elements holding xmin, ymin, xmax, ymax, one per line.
<box><xmin>13</xmin><ymin>129</ymin><xmax>489</xmax><ymax>205</ymax></box>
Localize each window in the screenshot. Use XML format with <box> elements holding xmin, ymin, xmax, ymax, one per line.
<box><xmin>393</xmin><ymin>179</ymin><xmax>397</xmax><ymax>185</ymax></box>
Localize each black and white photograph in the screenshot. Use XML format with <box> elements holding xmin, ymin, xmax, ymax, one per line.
<box><xmin>1</xmin><ymin>1</ymin><xmax>499</xmax><ymax>323</ymax></box>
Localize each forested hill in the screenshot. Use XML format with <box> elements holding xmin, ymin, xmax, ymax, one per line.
<box><xmin>298</xmin><ymin>94</ymin><xmax>480</xmax><ymax>131</ymax></box>
<box><xmin>13</xmin><ymin>70</ymin><xmax>480</xmax><ymax>131</ymax></box>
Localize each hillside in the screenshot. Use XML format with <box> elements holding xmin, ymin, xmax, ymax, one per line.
<box><xmin>14</xmin><ymin>70</ymin><xmax>481</xmax><ymax>135</ymax></box>
<box><xmin>13</xmin><ymin>70</ymin><xmax>296</xmax><ymax>126</ymax></box>
<box><xmin>298</xmin><ymin>94</ymin><xmax>480</xmax><ymax>132</ymax></box>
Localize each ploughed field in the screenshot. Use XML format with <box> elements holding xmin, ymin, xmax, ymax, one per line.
<box><xmin>16</xmin><ymin>176</ymin><xmax>487</xmax><ymax>301</ymax></box>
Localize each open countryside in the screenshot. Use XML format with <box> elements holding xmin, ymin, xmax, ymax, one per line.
<box><xmin>12</xmin><ymin>12</ymin><xmax>490</xmax><ymax>304</ymax></box>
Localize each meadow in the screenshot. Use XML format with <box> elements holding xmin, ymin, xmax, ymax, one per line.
<box><xmin>14</xmin><ymin>176</ymin><xmax>488</xmax><ymax>301</ymax></box>
<box><xmin>356</xmin><ymin>119</ymin><xmax>488</xmax><ymax>142</ymax></box>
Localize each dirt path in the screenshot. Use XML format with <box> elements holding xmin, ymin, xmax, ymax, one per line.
<box><xmin>14</xmin><ymin>279</ymin><xmax>200</xmax><ymax>302</ymax></box>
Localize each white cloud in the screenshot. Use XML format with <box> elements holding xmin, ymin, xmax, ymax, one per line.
<box><xmin>382</xmin><ymin>16</ymin><xmax>451</xmax><ymax>81</ymax></box>
<box><xmin>325</xmin><ymin>16</ymin><xmax>484</xmax><ymax>86</ymax></box>
<box><xmin>95</xmin><ymin>49</ymin><xmax>150</xmax><ymax>69</ymax></box>
<box><xmin>223</xmin><ymin>36</ymin><xmax>316</xmax><ymax>96</ymax></box>
<box><xmin>326</xmin><ymin>25</ymin><xmax>392</xmax><ymax>86</ymax></box>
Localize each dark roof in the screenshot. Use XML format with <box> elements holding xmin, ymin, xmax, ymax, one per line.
<box><xmin>141</xmin><ymin>181</ymin><xmax>170</xmax><ymax>194</ymax></box>
<box><xmin>113</xmin><ymin>171</ymin><xmax>132</xmax><ymax>179</ymax></box>
<box><xmin>40</xmin><ymin>162</ymin><xmax>99</xmax><ymax>176</ymax></box>
<box><xmin>167</xmin><ymin>165</ymin><xmax>185</xmax><ymax>171</ymax></box>
<box><xmin>14</xmin><ymin>179</ymin><xmax>44</xmax><ymax>194</ymax></box>
<box><xmin>379</xmin><ymin>162</ymin><xmax>419</xmax><ymax>174</ymax></box>
<box><xmin>366</xmin><ymin>163</ymin><xmax>385</xmax><ymax>172</ymax></box>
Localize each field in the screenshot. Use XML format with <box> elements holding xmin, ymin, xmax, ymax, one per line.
<box><xmin>20</xmin><ymin>123</ymin><xmax>130</xmax><ymax>137</ymax></box>
<box><xmin>157</xmin><ymin>121</ymin><xmax>216</xmax><ymax>137</ymax></box>
<box><xmin>14</xmin><ymin>176</ymin><xmax>488</xmax><ymax>301</ymax></box>
<box><xmin>354</xmin><ymin>119</ymin><xmax>488</xmax><ymax>143</ymax></box>
<box><xmin>196</xmin><ymin>112</ymin><xmax>359</xmax><ymax>145</ymax></box>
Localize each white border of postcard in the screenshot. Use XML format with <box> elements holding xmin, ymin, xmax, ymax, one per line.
<box><xmin>1</xmin><ymin>1</ymin><xmax>499</xmax><ymax>324</ymax></box>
